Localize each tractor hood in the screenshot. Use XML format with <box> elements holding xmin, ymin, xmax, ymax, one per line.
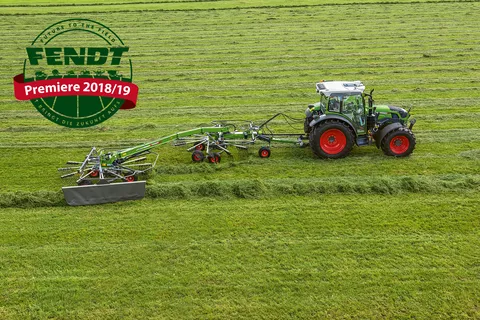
<box><xmin>375</xmin><ymin>105</ymin><xmax>408</xmax><ymax>115</ymax></box>
<box><xmin>375</xmin><ymin>104</ymin><xmax>410</xmax><ymax>121</ymax></box>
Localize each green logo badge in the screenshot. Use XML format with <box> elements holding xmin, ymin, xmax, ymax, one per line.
<box><xmin>14</xmin><ymin>18</ymin><xmax>139</xmax><ymax>128</ymax></box>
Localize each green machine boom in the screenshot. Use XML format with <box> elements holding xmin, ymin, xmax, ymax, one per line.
<box><xmin>60</xmin><ymin>120</ymin><xmax>306</xmax><ymax>186</ymax></box>
<box><xmin>59</xmin><ymin>118</ymin><xmax>307</xmax><ymax>205</ymax></box>
<box><xmin>61</xmin><ymin>126</ymin><xmax>232</xmax><ymax>185</ymax></box>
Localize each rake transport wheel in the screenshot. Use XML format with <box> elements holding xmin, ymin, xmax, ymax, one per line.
<box><xmin>125</xmin><ymin>175</ymin><xmax>137</xmax><ymax>182</ymax></box>
<box><xmin>311</xmin><ymin>120</ymin><xmax>354</xmax><ymax>159</ymax></box>
<box><xmin>258</xmin><ymin>146</ymin><xmax>271</xmax><ymax>158</ymax></box>
<box><xmin>192</xmin><ymin>150</ymin><xmax>205</xmax><ymax>162</ymax></box>
<box><xmin>194</xmin><ymin>143</ymin><xmax>205</xmax><ymax>151</ymax></box>
<box><xmin>381</xmin><ymin>127</ymin><xmax>416</xmax><ymax>157</ymax></box>
<box><xmin>207</xmin><ymin>153</ymin><xmax>221</xmax><ymax>164</ymax></box>
<box><xmin>78</xmin><ymin>180</ymin><xmax>93</xmax><ymax>186</ymax></box>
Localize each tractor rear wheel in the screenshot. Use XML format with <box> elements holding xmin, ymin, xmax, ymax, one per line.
<box><xmin>381</xmin><ymin>127</ymin><xmax>416</xmax><ymax>157</ymax></box>
<box><xmin>308</xmin><ymin>132</ymin><xmax>314</xmax><ymax>148</ymax></box>
<box><xmin>311</xmin><ymin>120</ymin><xmax>354</xmax><ymax>159</ymax></box>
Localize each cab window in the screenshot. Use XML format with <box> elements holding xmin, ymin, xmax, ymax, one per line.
<box><xmin>342</xmin><ymin>94</ymin><xmax>363</xmax><ymax>115</ymax></box>
<box><xmin>328</xmin><ymin>95</ymin><xmax>341</xmax><ymax>112</ymax></box>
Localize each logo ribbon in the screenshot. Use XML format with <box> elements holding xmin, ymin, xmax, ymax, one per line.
<box><xmin>13</xmin><ymin>74</ymin><xmax>139</xmax><ymax>109</ymax></box>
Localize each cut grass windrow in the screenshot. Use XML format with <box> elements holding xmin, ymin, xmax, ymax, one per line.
<box><xmin>1</xmin><ymin>175</ymin><xmax>479</xmax><ymax>208</ymax></box>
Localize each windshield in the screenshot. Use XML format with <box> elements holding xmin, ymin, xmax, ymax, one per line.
<box><xmin>327</xmin><ymin>93</ymin><xmax>363</xmax><ymax>113</ymax></box>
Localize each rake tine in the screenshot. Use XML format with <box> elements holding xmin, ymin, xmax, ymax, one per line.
<box><xmin>61</xmin><ymin>172</ymin><xmax>77</xmax><ymax>179</ymax></box>
<box><xmin>58</xmin><ymin>167</ymin><xmax>80</xmax><ymax>171</ymax></box>
<box><xmin>215</xmin><ymin>144</ymin><xmax>231</xmax><ymax>155</ymax></box>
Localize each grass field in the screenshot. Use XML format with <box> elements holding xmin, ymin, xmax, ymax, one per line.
<box><xmin>0</xmin><ymin>0</ymin><xmax>479</xmax><ymax>318</ymax></box>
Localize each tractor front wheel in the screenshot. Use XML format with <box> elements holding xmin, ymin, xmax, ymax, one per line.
<box><xmin>311</xmin><ymin>120</ymin><xmax>354</xmax><ymax>159</ymax></box>
<box><xmin>381</xmin><ymin>127</ymin><xmax>416</xmax><ymax>157</ymax></box>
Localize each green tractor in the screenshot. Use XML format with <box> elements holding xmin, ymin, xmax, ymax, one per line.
<box><xmin>304</xmin><ymin>81</ymin><xmax>416</xmax><ymax>159</ymax></box>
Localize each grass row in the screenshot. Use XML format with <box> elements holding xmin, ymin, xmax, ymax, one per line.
<box><xmin>0</xmin><ymin>0</ymin><xmax>477</xmax><ymax>14</ymax></box>
<box><xmin>1</xmin><ymin>173</ymin><xmax>479</xmax><ymax>208</ymax></box>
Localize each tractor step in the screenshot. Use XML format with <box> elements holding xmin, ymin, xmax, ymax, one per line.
<box><xmin>62</xmin><ymin>181</ymin><xmax>146</xmax><ymax>206</ymax></box>
<box><xmin>356</xmin><ymin>135</ymin><xmax>370</xmax><ymax>146</ymax></box>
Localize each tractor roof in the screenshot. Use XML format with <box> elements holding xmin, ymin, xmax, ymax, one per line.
<box><xmin>316</xmin><ymin>81</ymin><xmax>365</xmax><ymax>96</ymax></box>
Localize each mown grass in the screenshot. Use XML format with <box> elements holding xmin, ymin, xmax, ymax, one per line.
<box><xmin>0</xmin><ymin>0</ymin><xmax>479</xmax><ymax>318</ymax></box>
<box><xmin>1</xmin><ymin>195</ymin><xmax>479</xmax><ymax>319</ymax></box>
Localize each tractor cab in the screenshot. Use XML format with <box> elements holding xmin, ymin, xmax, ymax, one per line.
<box><xmin>309</xmin><ymin>81</ymin><xmax>368</xmax><ymax>133</ymax></box>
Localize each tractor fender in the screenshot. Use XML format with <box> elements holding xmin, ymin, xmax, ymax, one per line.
<box><xmin>375</xmin><ymin>122</ymin><xmax>404</xmax><ymax>148</ymax></box>
<box><xmin>310</xmin><ymin>115</ymin><xmax>356</xmax><ymax>135</ymax></box>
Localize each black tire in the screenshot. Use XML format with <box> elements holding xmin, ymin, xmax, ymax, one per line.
<box><xmin>258</xmin><ymin>146</ymin><xmax>271</xmax><ymax>158</ymax></box>
<box><xmin>304</xmin><ymin>118</ymin><xmax>312</xmax><ymax>134</ymax></box>
<box><xmin>125</xmin><ymin>175</ymin><xmax>137</xmax><ymax>182</ymax></box>
<box><xmin>311</xmin><ymin>120</ymin><xmax>354</xmax><ymax>159</ymax></box>
<box><xmin>308</xmin><ymin>132</ymin><xmax>314</xmax><ymax>149</ymax></box>
<box><xmin>207</xmin><ymin>152</ymin><xmax>221</xmax><ymax>163</ymax></box>
<box><xmin>192</xmin><ymin>150</ymin><xmax>204</xmax><ymax>162</ymax></box>
<box><xmin>381</xmin><ymin>127</ymin><xmax>416</xmax><ymax>157</ymax></box>
<box><xmin>194</xmin><ymin>143</ymin><xmax>205</xmax><ymax>151</ymax></box>
<box><xmin>78</xmin><ymin>179</ymin><xmax>92</xmax><ymax>186</ymax></box>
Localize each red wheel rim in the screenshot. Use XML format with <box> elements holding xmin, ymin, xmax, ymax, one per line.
<box><xmin>261</xmin><ymin>150</ymin><xmax>269</xmax><ymax>157</ymax></box>
<box><xmin>319</xmin><ymin>129</ymin><xmax>347</xmax><ymax>154</ymax></box>
<box><xmin>390</xmin><ymin>135</ymin><xmax>409</xmax><ymax>154</ymax></box>
<box><xmin>195</xmin><ymin>144</ymin><xmax>204</xmax><ymax>151</ymax></box>
<box><xmin>193</xmin><ymin>154</ymin><xmax>201</xmax><ymax>161</ymax></box>
<box><xmin>90</xmin><ymin>170</ymin><xmax>99</xmax><ymax>177</ymax></box>
<box><xmin>126</xmin><ymin>176</ymin><xmax>135</xmax><ymax>182</ymax></box>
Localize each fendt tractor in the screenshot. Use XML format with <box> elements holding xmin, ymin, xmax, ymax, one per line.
<box><xmin>305</xmin><ymin>81</ymin><xmax>416</xmax><ymax>159</ymax></box>
<box><xmin>60</xmin><ymin>81</ymin><xmax>416</xmax><ymax>205</ymax></box>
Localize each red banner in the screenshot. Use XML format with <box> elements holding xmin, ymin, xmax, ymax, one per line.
<box><xmin>13</xmin><ymin>74</ymin><xmax>139</xmax><ymax>109</ymax></box>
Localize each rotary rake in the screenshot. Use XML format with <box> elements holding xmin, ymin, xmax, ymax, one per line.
<box><xmin>59</xmin><ymin>114</ymin><xmax>306</xmax><ymax>205</ymax></box>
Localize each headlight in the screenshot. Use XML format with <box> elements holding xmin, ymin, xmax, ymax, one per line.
<box><xmin>305</xmin><ymin>107</ymin><xmax>313</xmax><ymax>118</ymax></box>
